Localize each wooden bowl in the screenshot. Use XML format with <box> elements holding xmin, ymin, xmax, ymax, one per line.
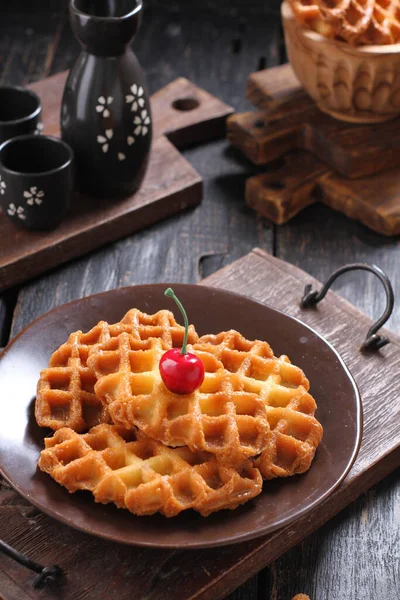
<box><xmin>281</xmin><ymin>1</ymin><xmax>400</xmax><ymax>123</ymax></box>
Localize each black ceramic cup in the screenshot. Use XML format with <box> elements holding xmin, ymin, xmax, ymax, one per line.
<box><xmin>0</xmin><ymin>86</ymin><xmax>42</xmax><ymax>145</ymax></box>
<box><xmin>0</xmin><ymin>135</ymin><xmax>74</xmax><ymax>230</ymax></box>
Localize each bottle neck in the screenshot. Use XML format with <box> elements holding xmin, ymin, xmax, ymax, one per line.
<box><xmin>70</xmin><ymin>4</ymin><xmax>140</xmax><ymax>58</ymax></box>
<box><xmin>78</xmin><ymin>41</ymin><xmax>131</xmax><ymax>58</ymax></box>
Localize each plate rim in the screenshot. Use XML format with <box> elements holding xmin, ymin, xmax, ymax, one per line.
<box><xmin>0</xmin><ymin>282</ymin><xmax>363</xmax><ymax>548</ymax></box>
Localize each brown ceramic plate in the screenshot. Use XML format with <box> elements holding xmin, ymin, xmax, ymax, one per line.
<box><xmin>0</xmin><ymin>284</ymin><xmax>362</xmax><ymax>549</ymax></box>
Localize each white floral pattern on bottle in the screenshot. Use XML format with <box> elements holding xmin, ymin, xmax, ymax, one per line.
<box><xmin>94</xmin><ymin>84</ymin><xmax>150</xmax><ymax>162</ymax></box>
<box><xmin>97</xmin><ymin>129</ymin><xmax>113</xmax><ymax>153</ymax></box>
<box><xmin>125</xmin><ymin>84</ymin><xmax>145</xmax><ymax>112</ymax></box>
<box><xmin>96</xmin><ymin>96</ymin><xmax>114</xmax><ymax>118</ymax></box>
<box><xmin>133</xmin><ymin>109</ymin><xmax>151</xmax><ymax>136</ymax></box>
<box><xmin>24</xmin><ymin>186</ymin><xmax>44</xmax><ymax>205</ymax></box>
<box><xmin>7</xmin><ymin>204</ymin><xmax>26</xmax><ymax>220</ymax></box>
<box><xmin>34</xmin><ymin>122</ymin><xmax>44</xmax><ymax>135</ymax></box>
<box><xmin>0</xmin><ymin>176</ymin><xmax>6</xmax><ymax>195</ymax></box>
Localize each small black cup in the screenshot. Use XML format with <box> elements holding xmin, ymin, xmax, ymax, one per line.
<box><xmin>0</xmin><ymin>135</ymin><xmax>74</xmax><ymax>230</ymax></box>
<box><xmin>0</xmin><ymin>86</ymin><xmax>42</xmax><ymax>145</ymax></box>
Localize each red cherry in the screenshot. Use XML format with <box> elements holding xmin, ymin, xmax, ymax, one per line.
<box><xmin>160</xmin><ymin>287</ymin><xmax>205</xmax><ymax>395</ymax></box>
<box><xmin>160</xmin><ymin>348</ymin><xmax>205</xmax><ymax>395</ymax></box>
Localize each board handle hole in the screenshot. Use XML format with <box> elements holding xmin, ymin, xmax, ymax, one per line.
<box><xmin>254</xmin><ymin>119</ymin><xmax>265</xmax><ymax>129</ymax></box>
<box><xmin>267</xmin><ymin>180</ymin><xmax>285</xmax><ymax>190</ymax></box>
<box><xmin>172</xmin><ymin>97</ymin><xmax>200</xmax><ymax>112</ymax></box>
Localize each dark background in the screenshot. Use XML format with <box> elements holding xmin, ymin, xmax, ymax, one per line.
<box><xmin>0</xmin><ymin>1</ymin><xmax>399</xmax><ymax>599</ymax></box>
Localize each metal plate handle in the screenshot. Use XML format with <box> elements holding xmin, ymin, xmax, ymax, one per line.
<box><xmin>0</xmin><ymin>538</ymin><xmax>64</xmax><ymax>589</ymax></box>
<box><xmin>300</xmin><ymin>263</ymin><xmax>394</xmax><ymax>352</ymax></box>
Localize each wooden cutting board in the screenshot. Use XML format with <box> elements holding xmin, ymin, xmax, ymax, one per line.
<box><xmin>1</xmin><ymin>249</ymin><xmax>399</xmax><ymax>600</ymax></box>
<box><xmin>0</xmin><ymin>73</ymin><xmax>233</xmax><ymax>292</ymax></box>
<box><xmin>228</xmin><ymin>64</ymin><xmax>400</xmax><ymax>236</ymax></box>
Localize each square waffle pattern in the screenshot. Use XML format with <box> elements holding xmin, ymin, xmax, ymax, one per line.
<box><xmin>290</xmin><ymin>0</ymin><xmax>400</xmax><ymax>44</ymax></box>
<box><xmin>38</xmin><ymin>424</ymin><xmax>263</xmax><ymax>517</ymax></box>
<box><xmin>289</xmin><ymin>0</ymin><xmax>337</xmax><ymax>37</ymax></box>
<box><xmin>319</xmin><ymin>0</ymin><xmax>400</xmax><ymax>44</ymax></box>
<box><xmin>193</xmin><ymin>332</ymin><xmax>323</xmax><ymax>480</ymax></box>
<box><xmin>88</xmin><ymin>331</ymin><xmax>272</xmax><ymax>467</ymax></box>
<box><xmin>36</xmin><ymin>309</ymin><xmax>195</xmax><ymax>433</ymax></box>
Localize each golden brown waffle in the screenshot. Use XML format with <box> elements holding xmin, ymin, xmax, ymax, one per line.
<box><xmin>36</xmin><ymin>308</ymin><xmax>196</xmax><ymax>433</ymax></box>
<box><xmin>292</xmin><ymin>0</ymin><xmax>400</xmax><ymax>45</ymax></box>
<box><xmin>193</xmin><ymin>333</ymin><xmax>323</xmax><ymax>480</ymax></box>
<box><xmin>355</xmin><ymin>0</ymin><xmax>400</xmax><ymax>44</ymax></box>
<box><xmin>317</xmin><ymin>0</ymin><xmax>375</xmax><ymax>43</ymax></box>
<box><xmin>38</xmin><ymin>424</ymin><xmax>263</xmax><ymax>517</ymax></box>
<box><xmin>88</xmin><ymin>331</ymin><xmax>272</xmax><ymax>466</ymax></box>
<box><xmin>288</xmin><ymin>0</ymin><xmax>336</xmax><ymax>37</ymax></box>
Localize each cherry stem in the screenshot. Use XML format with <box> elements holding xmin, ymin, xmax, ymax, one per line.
<box><xmin>164</xmin><ymin>288</ymin><xmax>189</xmax><ymax>354</ymax></box>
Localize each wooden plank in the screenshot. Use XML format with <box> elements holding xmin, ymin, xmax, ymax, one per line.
<box><xmin>245</xmin><ymin>65</ymin><xmax>400</xmax><ymax>179</ymax></box>
<box><xmin>247</xmin><ymin>64</ymin><xmax>310</xmax><ymax>112</ymax></box>
<box><xmin>274</xmin><ymin>190</ymin><xmax>400</xmax><ymax>599</ymax></box>
<box><xmin>245</xmin><ymin>152</ymin><xmax>324</xmax><ymax>223</ymax></box>
<box><xmin>0</xmin><ymin>75</ymin><xmax>235</xmax><ymax>292</ymax></box>
<box><xmin>10</xmin><ymin>135</ymin><xmax>273</xmax><ymax>336</ymax></box>
<box><xmin>2</xmin><ymin>249</ymin><xmax>400</xmax><ymax>600</ymax></box>
<box><xmin>151</xmin><ymin>77</ymin><xmax>234</xmax><ymax>146</ymax></box>
<box><xmin>7</xmin><ymin>3</ymin><xmax>390</xmax><ymax>600</ymax></box>
<box><xmin>319</xmin><ymin>167</ymin><xmax>400</xmax><ymax>236</ymax></box>
<box><xmin>0</xmin><ymin>135</ymin><xmax>202</xmax><ymax>292</ymax></box>
<box><xmin>229</xmin><ymin>63</ymin><xmax>400</xmax><ymax>236</ymax></box>
<box><xmin>263</xmin><ymin>469</ymin><xmax>400</xmax><ymax>600</ymax></box>
<box><xmin>244</xmin><ymin>148</ymin><xmax>400</xmax><ymax>236</ymax></box>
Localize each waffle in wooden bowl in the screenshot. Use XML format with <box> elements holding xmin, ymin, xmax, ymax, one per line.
<box><xmin>283</xmin><ymin>0</ymin><xmax>400</xmax><ymax>123</ymax></box>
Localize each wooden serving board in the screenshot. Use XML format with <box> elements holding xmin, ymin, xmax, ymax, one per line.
<box><xmin>228</xmin><ymin>64</ymin><xmax>400</xmax><ymax>236</ymax></box>
<box><xmin>1</xmin><ymin>249</ymin><xmax>399</xmax><ymax>600</ymax></box>
<box><xmin>0</xmin><ymin>73</ymin><xmax>233</xmax><ymax>292</ymax></box>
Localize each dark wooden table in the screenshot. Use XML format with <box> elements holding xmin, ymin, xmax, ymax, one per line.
<box><xmin>0</xmin><ymin>1</ymin><xmax>399</xmax><ymax>599</ymax></box>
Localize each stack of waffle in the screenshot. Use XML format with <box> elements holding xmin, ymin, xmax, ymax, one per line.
<box><xmin>36</xmin><ymin>308</ymin><xmax>323</xmax><ymax>517</ymax></box>
<box><xmin>289</xmin><ymin>0</ymin><xmax>400</xmax><ymax>45</ymax></box>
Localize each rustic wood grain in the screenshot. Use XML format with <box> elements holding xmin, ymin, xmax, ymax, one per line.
<box><xmin>245</xmin><ymin>153</ymin><xmax>324</xmax><ymax>223</ymax></box>
<box><xmin>247</xmin><ymin>63</ymin><xmax>311</xmax><ymax>112</ymax></box>
<box><xmin>229</xmin><ymin>64</ymin><xmax>400</xmax><ymax>236</ymax></box>
<box><xmin>0</xmin><ymin>3</ymin><xmax>277</xmax><ymax>600</ymax></box>
<box><xmin>10</xmin><ymin>136</ymin><xmax>272</xmax><ymax>335</ymax></box>
<box><xmin>319</xmin><ymin>167</ymin><xmax>400</xmax><ymax>236</ymax></box>
<box><xmin>151</xmin><ymin>77</ymin><xmax>234</xmax><ymax>146</ymax></box>
<box><xmin>0</xmin><ymin>135</ymin><xmax>203</xmax><ymax>292</ymax></box>
<box><xmin>272</xmin><ymin>201</ymin><xmax>400</xmax><ymax>600</ymax></box>
<box><xmin>246</xmin><ymin>65</ymin><xmax>400</xmax><ymax>179</ymax></box>
<box><xmin>1</xmin><ymin>2</ymin><xmax>399</xmax><ymax>599</ymax></box>
<box><xmin>2</xmin><ymin>249</ymin><xmax>400</xmax><ymax>600</ymax></box>
<box><xmin>0</xmin><ymin>75</ymin><xmax>237</xmax><ymax>292</ymax></box>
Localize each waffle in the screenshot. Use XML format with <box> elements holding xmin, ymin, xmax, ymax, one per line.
<box><xmin>352</xmin><ymin>0</ymin><xmax>400</xmax><ymax>45</ymax></box>
<box><xmin>318</xmin><ymin>0</ymin><xmax>400</xmax><ymax>44</ymax></box>
<box><xmin>38</xmin><ymin>424</ymin><xmax>263</xmax><ymax>517</ymax></box>
<box><xmin>317</xmin><ymin>0</ymin><xmax>375</xmax><ymax>43</ymax></box>
<box><xmin>193</xmin><ymin>333</ymin><xmax>323</xmax><ymax>480</ymax></box>
<box><xmin>291</xmin><ymin>0</ymin><xmax>400</xmax><ymax>45</ymax></box>
<box><xmin>36</xmin><ymin>308</ymin><xmax>196</xmax><ymax>432</ymax></box>
<box><xmin>288</xmin><ymin>0</ymin><xmax>336</xmax><ymax>37</ymax></box>
<box><xmin>88</xmin><ymin>331</ymin><xmax>272</xmax><ymax>466</ymax></box>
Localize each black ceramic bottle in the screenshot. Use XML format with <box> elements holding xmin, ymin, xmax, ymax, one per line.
<box><xmin>61</xmin><ymin>0</ymin><xmax>152</xmax><ymax>198</ymax></box>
